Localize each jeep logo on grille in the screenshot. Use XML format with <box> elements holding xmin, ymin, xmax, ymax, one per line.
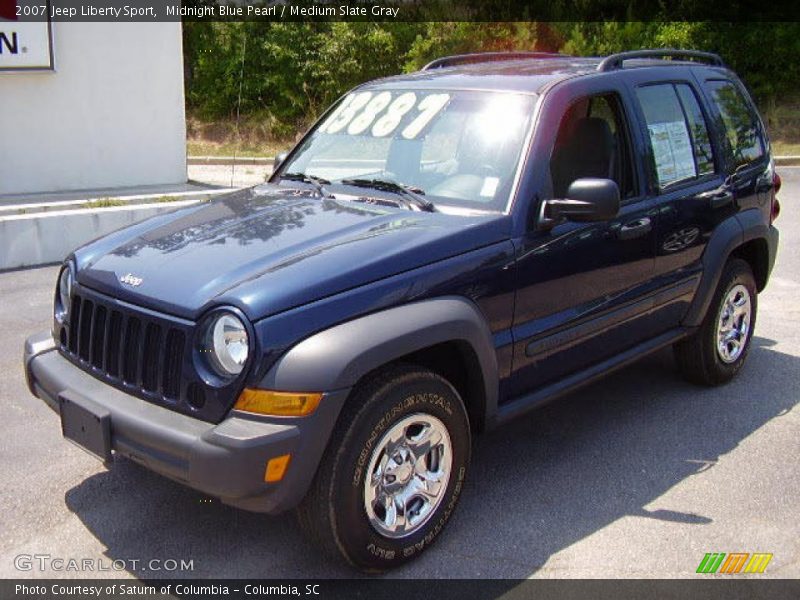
<box><xmin>119</xmin><ymin>273</ymin><xmax>143</xmax><ymax>287</ymax></box>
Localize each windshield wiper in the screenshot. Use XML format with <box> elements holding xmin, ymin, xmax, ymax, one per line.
<box><xmin>340</xmin><ymin>178</ymin><xmax>434</xmax><ymax>212</ymax></box>
<box><xmin>281</xmin><ymin>172</ymin><xmax>333</xmax><ymax>197</ymax></box>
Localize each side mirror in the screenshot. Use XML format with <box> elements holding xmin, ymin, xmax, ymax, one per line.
<box><xmin>539</xmin><ymin>178</ymin><xmax>620</xmax><ymax>228</ymax></box>
<box><xmin>272</xmin><ymin>151</ymin><xmax>289</xmax><ymax>172</ymax></box>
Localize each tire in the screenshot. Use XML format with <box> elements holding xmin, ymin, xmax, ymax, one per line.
<box><xmin>296</xmin><ymin>364</ymin><xmax>471</xmax><ymax>571</ymax></box>
<box><xmin>674</xmin><ymin>258</ymin><xmax>757</xmax><ymax>386</ymax></box>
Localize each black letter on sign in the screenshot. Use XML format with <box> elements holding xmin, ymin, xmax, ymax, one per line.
<box><xmin>0</xmin><ymin>32</ymin><xmax>19</xmax><ymax>54</ymax></box>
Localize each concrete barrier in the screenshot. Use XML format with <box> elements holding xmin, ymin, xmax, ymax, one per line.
<box><xmin>0</xmin><ymin>200</ymin><xmax>198</xmax><ymax>271</ymax></box>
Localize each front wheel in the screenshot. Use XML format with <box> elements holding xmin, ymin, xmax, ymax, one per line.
<box><xmin>674</xmin><ymin>258</ymin><xmax>757</xmax><ymax>385</ymax></box>
<box><xmin>297</xmin><ymin>365</ymin><xmax>471</xmax><ymax>571</ymax></box>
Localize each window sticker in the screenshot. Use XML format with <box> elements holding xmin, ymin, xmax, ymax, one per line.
<box><xmin>480</xmin><ymin>177</ymin><xmax>500</xmax><ymax>197</ymax></box>
<box><xmin>647</xmin><ymin>120</ymin><xmax>697</xmax><ymax>186</ymax></box>
<box><xmin>319</xmin><ymin>92</ymin><xmax>451</xmax><ymax>139</ymax></box>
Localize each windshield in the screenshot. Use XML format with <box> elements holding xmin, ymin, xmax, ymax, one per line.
<box><xmin>279</xmin><ymin>89</ymin><xmax>536</xmax><ymax>212</ymax></box>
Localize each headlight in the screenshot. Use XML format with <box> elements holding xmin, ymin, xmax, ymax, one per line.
<box><xmin>55</xmin><ymin>265</ymin><xmax>73</xmax><ymax>321</ymax></box>
<box><xmin>204</xmin><ymin>313</ymin><xmax>249</xmax><ymax>376</ymax></box>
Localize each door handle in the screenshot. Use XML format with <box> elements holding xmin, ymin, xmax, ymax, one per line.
<box><xmin>709</xmin><ymin>190</ymin><xmax>734</xmax><ymax>209</ymax></box>
<box><xmin>698</xmin><ymin>189</ymin><xmax>734</xmax><ymax>209</ymax></box>
<box><xmin>617</xmin><ymin>217</ymin><xmax>652</xmax><ymax>240</ymax></box>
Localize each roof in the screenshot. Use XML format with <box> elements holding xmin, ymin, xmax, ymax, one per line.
<box><xmin>362</xmin><ymin>52</ymin><xmax>729</xmax><ymax>95</ymax></box>
<box><xmin>364</xmin><ymin>57</ymin><xmax>601</xmax><ymax>94</ymax></box>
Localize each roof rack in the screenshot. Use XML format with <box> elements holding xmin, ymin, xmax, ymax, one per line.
<box><xmin>421</xmin><ymin>52</ymin><xmax>568</xmax><ymax>71</ymax></box>
<box><xmin>597</xmin><ymin>49</ymin><xmax>724</xmax><ymax>72</ymax></box>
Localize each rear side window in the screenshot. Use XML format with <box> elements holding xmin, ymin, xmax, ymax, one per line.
<box><xmin>635</xmin><ymin>83</ymin><xmax>715</xmax><ymax>188</ymax></box>
<box><xmin>706</xmin><ymin>80</ymin><xmax>765</xmax><ymax>168</ymax></box>
<box><xmin>675</xmin><ymin>85</ymin><xmax>714</xmax><ymax>176</ymax></box>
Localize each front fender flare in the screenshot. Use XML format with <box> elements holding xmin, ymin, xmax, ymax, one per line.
<box><xmin>259</xmin><ymin>296</ymin><xmax>499</xmax><ymax>423</ymax></box>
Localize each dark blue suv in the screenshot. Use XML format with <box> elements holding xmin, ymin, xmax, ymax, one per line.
<box><xmin>24</xmin><ymin>50</ymin><xmax>780</xmax><ymax>570</ymax></box>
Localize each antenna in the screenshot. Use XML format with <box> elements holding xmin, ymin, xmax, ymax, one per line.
<box><xmin>230</xmin><ymin>31</ymin><xmax>247</xmax><ymax>189</ymax></box>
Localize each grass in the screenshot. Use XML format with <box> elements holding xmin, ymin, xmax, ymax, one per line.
<box><xmin>83</xmin><ymin>196</ymin><xmax>192</xmax><ymax>210</ymax></box>
<box><xmin>771</xmin><ymin>141</ymin><xmax>800</xmax><ymax>156</ymax></box>
<box><xmin>186</xmin><ymin>113</ymin><xmax>296</xmax><ymax>158</ymax></box>
<box><xmin>190</xmin><ymin>131</ymin><xmax>800</xmax><ymax>158</ymax></box>
<box><xmin>84</xmin><ymin>197</ymin><xmax>126</xmax><ymax>209</ymax></box>
<box><xmin>187</xmin><ymin>97</ymin><xmax>800</xmax><ymax>158</ymax></box>
<box><xmin>187</xmin><ymin>139</ymin><xmax>287</xmax><ymax>158</ymax></box>
<box><xmin>152</xmin><ymin>195</ymin><xmax>193</xmax><ymax>203</ymax></box>
<box><xmin>190</xmin><ymin>138</ymin><xmax>800</xmax><ymax>157</ymax></box>
<box><xmin>762</xmin><ymin>96</ymin><xmax>800</xmax><ymax>156</ymax></box>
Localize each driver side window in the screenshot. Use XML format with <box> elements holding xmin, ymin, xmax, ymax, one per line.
<box><xmin>549</xmin><ymin>93</ymin><xmax>636</xmax><ymax>201</ymax></box>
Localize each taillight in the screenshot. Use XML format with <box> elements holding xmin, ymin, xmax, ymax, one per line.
<box><xmin>771</xmin><ymin>171</ymin><xmax>781</xmax><ymax>223</ymax></box>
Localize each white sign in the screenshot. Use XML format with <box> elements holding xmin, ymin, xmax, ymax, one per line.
<box><xmin>0</xmin><ymin>2</ymin><xmax>54</xmax><ymax>71</ymax></box>
<box><xmin>320</xmin><ymin>91</ymin><xmax>451</xmax><ymax>139</ymax></box>
<box><xmin>647</xmin><ymin>120</ymin><xmax>696</xmax><ymax>187</ymax></box>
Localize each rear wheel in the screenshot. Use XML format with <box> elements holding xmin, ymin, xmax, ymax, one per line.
<box><xmin>297</xmin><ymin>365</ymin><xmax>471</xmax><ymax>571</ymax></box>
<box><xmin>674</xmin><ymin>258</ymin><xmax>757</xmax><ymax>385</ymax></box>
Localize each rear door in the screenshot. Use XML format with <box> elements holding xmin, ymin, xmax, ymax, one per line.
<box><xmin>624</xmin><ymin>70</ymin><xmax>733</xmax><ymax>330</ymax></box>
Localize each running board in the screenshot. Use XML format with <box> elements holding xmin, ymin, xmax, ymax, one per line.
<box><xmin>493</xmin><ymin>328</ymin><xmax>691</xmax><ymax>427</ymax></box>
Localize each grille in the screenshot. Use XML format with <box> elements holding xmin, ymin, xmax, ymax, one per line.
<box><xmin>63</xmin><ymin>289</ymin><xmax>187</xmax><ymax>402</ymax></box>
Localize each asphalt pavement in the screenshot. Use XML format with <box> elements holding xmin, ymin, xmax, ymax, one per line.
<box><xmin>0</xmin><ymin>170</ymin><xmax>798</xmax><ymax>580</ymax></box>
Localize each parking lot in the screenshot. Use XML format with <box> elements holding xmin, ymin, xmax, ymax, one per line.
<box><xmin>0</xmin><ymin>170</ymin><xmax>798</xmax><ymax>580</ymax></box>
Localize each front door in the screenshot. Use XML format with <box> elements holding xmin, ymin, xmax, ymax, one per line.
<box><xmin>509</xmin><ymin>87</ymin><xmax>658</xmax><ymax>398</ymax></box>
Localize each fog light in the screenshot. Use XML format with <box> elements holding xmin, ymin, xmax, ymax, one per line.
<box><xmin>264</xmin><ymin>454</ymin><xmax>291</xmax><ymax>483</ymax></box>
<box><xmin>234</xmin><ymin>389</ymin><xmax>322</xmax><ymax>417</ymax></box>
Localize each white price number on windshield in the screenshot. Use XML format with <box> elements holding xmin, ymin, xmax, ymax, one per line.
<box><xmin>320</xmin><ymin>92</ymin><xmax>450</xmax><ymax>139</ymax></box>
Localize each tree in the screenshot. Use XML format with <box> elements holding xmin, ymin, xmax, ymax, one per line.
<box><xmin>183</xmin><ymin>21</ymin><xmax>800</xmax><ymax>138</ymax></box>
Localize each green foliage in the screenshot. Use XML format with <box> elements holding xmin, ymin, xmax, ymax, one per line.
<box><xmin>184</xmin><ymin>22</ymin><xmax>427</xmax><ymax>134</ymax></box>
<box><xmin>556</xmin><ymin>21</ymin><xmax>800</xmax><ymax>105</ymax></box>
<box><xmin>184</xmin><ymin>21</ymin><xmax>800</xmax><ymax>138</ymax></box>
<box><xmin>403</xmin><ymin>22</ymin><xmax>538</xmax><ymax>70</ymax></box>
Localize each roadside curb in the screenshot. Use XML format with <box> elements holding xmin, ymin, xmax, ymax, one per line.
<box><xmin>775</xmin><ymin>156</ymin><xmax>800</xmax><ymax>167</ymax></box>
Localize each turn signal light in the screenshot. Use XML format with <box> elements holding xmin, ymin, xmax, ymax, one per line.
<box><xmin>264</xmin><ymin>454</ymin><xmax>291</xmax><ymax>483</ymax></box>
<box><xmin>234</xmin><ymin>389</ymin><xmax>322</xmax><ymax>416</ymax></box>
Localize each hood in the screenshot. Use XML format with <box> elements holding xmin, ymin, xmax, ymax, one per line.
<box><xmin>74</xmin><ymin>185</ymin><xmax>511</xmax><ymax>321</ymax></box>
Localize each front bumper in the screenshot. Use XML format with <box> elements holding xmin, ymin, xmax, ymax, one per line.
<box><xmin>24</xmin><ymin>332</ymin><xmax>349</xmax><ymax>514</ymax></box>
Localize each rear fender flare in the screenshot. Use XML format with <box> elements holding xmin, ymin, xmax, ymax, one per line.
<box><xmin>682</xmin><ymin>209</ymin><xmax>768</xmax><ymax>327</ymax></box>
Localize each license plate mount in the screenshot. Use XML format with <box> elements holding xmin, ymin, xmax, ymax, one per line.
<box><xmin>59</xmin><ymin>391</ymin><xmax>112</xmax><ymax>463</ymax></box>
